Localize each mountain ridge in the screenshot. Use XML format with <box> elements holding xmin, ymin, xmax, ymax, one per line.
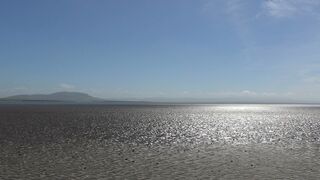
<box><xmin>0</xmin><ymin>91</ymin><xmax>154</xmax><ymax>105</ymax></box>
<box><xmin>1</xmin><ymin>91</ymin><xmax>103</xmax><ymax>103</ymax></box>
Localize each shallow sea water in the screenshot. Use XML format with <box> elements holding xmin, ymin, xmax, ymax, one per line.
<box><xmin>1</xmin><ymin>104</ymin><xmax>320</xmax><ymax>179</ymax></box>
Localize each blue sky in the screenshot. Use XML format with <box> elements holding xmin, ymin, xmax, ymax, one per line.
<box><xmin>1</xmin><ymin>0</ymin><xmax>320</xmax><ymax>102</ymax></box>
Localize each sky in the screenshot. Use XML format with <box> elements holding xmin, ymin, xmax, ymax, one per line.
<box><xmin>1</xmin><ymin>0</ymin><xmax>320</xmax><ymax>102</ymax></box>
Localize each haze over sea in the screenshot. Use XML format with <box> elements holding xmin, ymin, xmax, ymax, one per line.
<box><xmin>1</xmin><ymin>104</ymin><xmax>320</xmax><ymax>179</ymax></box>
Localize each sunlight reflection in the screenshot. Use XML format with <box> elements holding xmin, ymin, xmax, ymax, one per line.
<box><xmin>213</xmin><ymin>104</ymin><xmax>272</xmax><ymax>111</ymax></box>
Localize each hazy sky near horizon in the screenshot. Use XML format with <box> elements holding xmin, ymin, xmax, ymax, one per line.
<box><xmin>1</xmin><ymin>0</ymin><xmax>320</xmax><ymax>102</ymax></box>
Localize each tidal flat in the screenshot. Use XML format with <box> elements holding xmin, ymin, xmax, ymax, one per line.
<box><xmin>1</xmin><ymin>104</ymin><xmax>320</xmax><ymax>179</ymax></box>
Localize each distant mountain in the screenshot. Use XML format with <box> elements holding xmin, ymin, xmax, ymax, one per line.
<box><xmin>2</xmin><ymin>92</ymin><xmax>307</xmax><ymax>105</ymax></box>
<box><xmin>0</xmin><ymin>92</ymin><xmax>156</xmax><ymax>105</ymax></box>
<box><xmin>1</xmin><ymin>92</ymin><xmax>103</xmax><ymax>103</ymax></box>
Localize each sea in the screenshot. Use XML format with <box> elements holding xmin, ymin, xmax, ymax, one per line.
<box><xmin>1</xmin><ymin>104</ymin><xmax>320</xmax><ymax>179</ymax></box>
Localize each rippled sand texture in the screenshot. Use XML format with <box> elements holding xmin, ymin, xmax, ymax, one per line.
<box><xmin>1</xmin><ymin>105</ymin><xmax>320</xmax><ymax>179</ymax></box>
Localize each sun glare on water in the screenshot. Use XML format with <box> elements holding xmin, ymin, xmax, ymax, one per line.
<box><xmin>214</xmin><ymin>104</ymin><xmax>273</xmax><ymax>111</ymax></box>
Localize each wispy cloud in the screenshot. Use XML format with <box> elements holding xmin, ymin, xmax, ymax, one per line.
<box><xmin>156</xmin><ymin>90</ymin><xmax>299</xmax><ymax>102</ymax></box>
<box><xmin>205</xmin><ymin>90</ymin><xmax>282</xmax><ymax>98</ymax></box>
<box><xmin>262</xmin><ymin>0</ymin><xmax>320</xmax><ymax>18</ymax></box>
<box><xmin>174</xmin><ymin>90</ymin><xmax>289</xmax><ymax>99</ymax></box>
<box><xmin>300</xmin><ymin>66</ymin><xmax>320</xmax><ymax>84</ymax></box>
<box><xmin>59</xmin><ymin>83</ymin><xmax>75</xmax><ymax>90</ymax></box>
<box><xmin>204</xmin><ymin>0</ymin><xmax>258</xmax><ymax>62</ymax></box>
<box><xmin>304</xmin><ymin>76</ymin><xmax>320</xmax><ymax>83</ymax></box>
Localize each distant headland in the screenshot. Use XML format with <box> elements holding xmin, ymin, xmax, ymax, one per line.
<box><xmin>0</xmin><ymin>92</ymin><xmax>150</xmax><ymax>105</ymax></box>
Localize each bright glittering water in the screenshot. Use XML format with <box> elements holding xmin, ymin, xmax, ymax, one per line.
<box><xmin>1</xmin><ymin>104</ymin><xmax>320</xmax><ymax>179</ymax></box>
